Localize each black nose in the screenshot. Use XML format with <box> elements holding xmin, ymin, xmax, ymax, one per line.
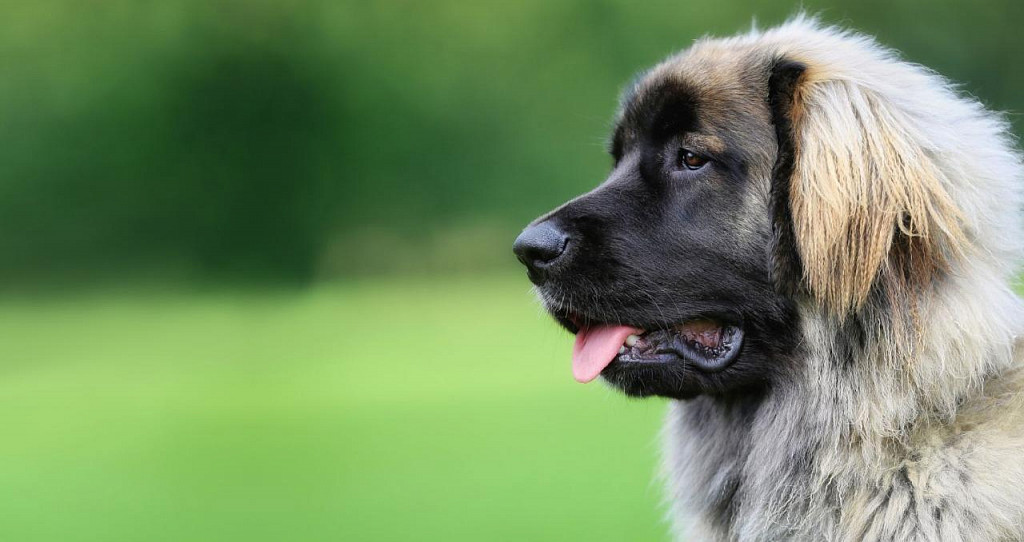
<box><xmin>513</xmin><ymin>221</ymin><xmax>569</xmax><ymax>273</ymax></box>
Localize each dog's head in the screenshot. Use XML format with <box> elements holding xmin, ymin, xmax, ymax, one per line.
<box><xmin>514</xmin><ymin>21</ymin><xmax>973</xmax><ymax>400</ymax></box>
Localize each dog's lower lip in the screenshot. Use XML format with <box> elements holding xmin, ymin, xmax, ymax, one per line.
<box><xmin>616</xmin><ymin>352</ymin><xmax>680</xmax><ymax>364</ymax></box>
<box><xmin>611</xmin><ymin>321</ymin><xmax>744</xmax><ymax>373</ymax></box>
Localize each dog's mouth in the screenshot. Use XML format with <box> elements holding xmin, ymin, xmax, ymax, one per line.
<box><xmin>570</xmin><ymin>317</ymin><xmax>744</xmax><ymax>383</ymax></box>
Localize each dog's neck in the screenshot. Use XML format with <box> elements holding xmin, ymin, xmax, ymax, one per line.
<box><xmin>663</xmin><ymin>263</ymin><xmax>1024</xmax><ymax>540</ymax></box>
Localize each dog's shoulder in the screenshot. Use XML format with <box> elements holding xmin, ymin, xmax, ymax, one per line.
<box><xmin>876</xmin><ymin>355</ymin><xmax>1024</xmax><ymax>541</ymax></box>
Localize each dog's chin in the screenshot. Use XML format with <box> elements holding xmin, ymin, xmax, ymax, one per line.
<box><xmin>551</xmin><ymin>305</ymin><xmax>747</xmax><ymax>399</ymax></box>
<box><xmin>600</xmin><ymin>359</ymin><xmax>706</xmax><ymax>400</ymax></box>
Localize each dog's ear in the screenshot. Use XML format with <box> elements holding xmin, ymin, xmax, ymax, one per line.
<box><xmin>767</xmin><ymin>57</ymin><xmax>967</xmax><ymax>317</ymax></box>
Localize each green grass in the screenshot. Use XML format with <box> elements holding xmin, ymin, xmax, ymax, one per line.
<box><xmin>0</xmin><ymin>275</ymin><xmax>670</xmax><ymax>541</ymax></box>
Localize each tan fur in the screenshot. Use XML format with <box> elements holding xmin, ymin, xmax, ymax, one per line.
<box><xmin>789</xmin><ymin>74</ymin><xmax>967</xmax><ymax>317</ymax></box>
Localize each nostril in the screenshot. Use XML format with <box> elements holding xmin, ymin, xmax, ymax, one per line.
<box><xmin>513</xmin><ymin>222</ymin><xmax>570</xmax><ymax>270</ymax></box>
<box><xmin>522</xmin><ymin>237</ymin><xmax>567</xmax><ymax>265</ymax></box>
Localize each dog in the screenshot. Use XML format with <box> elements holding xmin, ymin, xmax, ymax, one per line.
<box><xmin>513</xmin><ymin>17</ymin><xmax>1024</xmax><ymax>541</ymax></box>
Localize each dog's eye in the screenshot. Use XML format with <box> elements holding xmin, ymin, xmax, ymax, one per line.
<box><xmin>676</xmin><ymin>149</ymin><xmax>708</xmax><ymax>170</ymax></box>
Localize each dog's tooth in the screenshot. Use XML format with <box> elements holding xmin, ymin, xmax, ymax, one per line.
<box><xmin>618</xmin><ymin>346</ymin><xmax>626</xmax><ymax>354</ymax></box>
<box><xmin>625</xmin><ymin>334</ymin><xmax>639</xmax><ymax>347</ymax></box>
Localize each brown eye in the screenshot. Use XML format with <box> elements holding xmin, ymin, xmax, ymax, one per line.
<box><xmin>677</xmin><ymin>148</ymin><xmax>708</xmax><ymax>170</ymax></box>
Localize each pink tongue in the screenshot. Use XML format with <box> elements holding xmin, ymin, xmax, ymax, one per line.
<box><xmin>572</xmin><ymin>325</ymin><xmax>640</xmax><ymax>383</ymax></box>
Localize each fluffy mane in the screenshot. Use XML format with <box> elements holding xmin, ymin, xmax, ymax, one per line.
<box><xmin>661</xmin><ymin>17</ymin><xmax>1024</xmax><ymax>541</ymax></box>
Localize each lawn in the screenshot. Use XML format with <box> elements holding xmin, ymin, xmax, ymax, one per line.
<box><xmin>0</xmin><ymin>275</ymin><xmax>670</xmax><ymax>541</ymax></box>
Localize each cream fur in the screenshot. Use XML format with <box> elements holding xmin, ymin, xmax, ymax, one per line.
<box><xmin>657</xmin><ymin>18</ymin><xmax>1024</xmax><ymax>541</ymax></box>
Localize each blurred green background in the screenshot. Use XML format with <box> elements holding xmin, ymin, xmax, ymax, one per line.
<box><xmin>3</xmin><ymin>1</ymin><xmax>1022</xmax><ymax>540</ymax></box>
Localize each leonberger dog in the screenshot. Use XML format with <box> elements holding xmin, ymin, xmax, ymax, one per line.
<box><xmin>513</xmin><ymin>17</ymin><xmax>1024</xmax><ymax>541</ymax></box>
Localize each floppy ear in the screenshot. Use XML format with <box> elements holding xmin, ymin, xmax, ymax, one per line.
<box><xmin>767</xmin><ymin>58</ymin><xmax>967</xmax><ymax>317</ymax></box>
